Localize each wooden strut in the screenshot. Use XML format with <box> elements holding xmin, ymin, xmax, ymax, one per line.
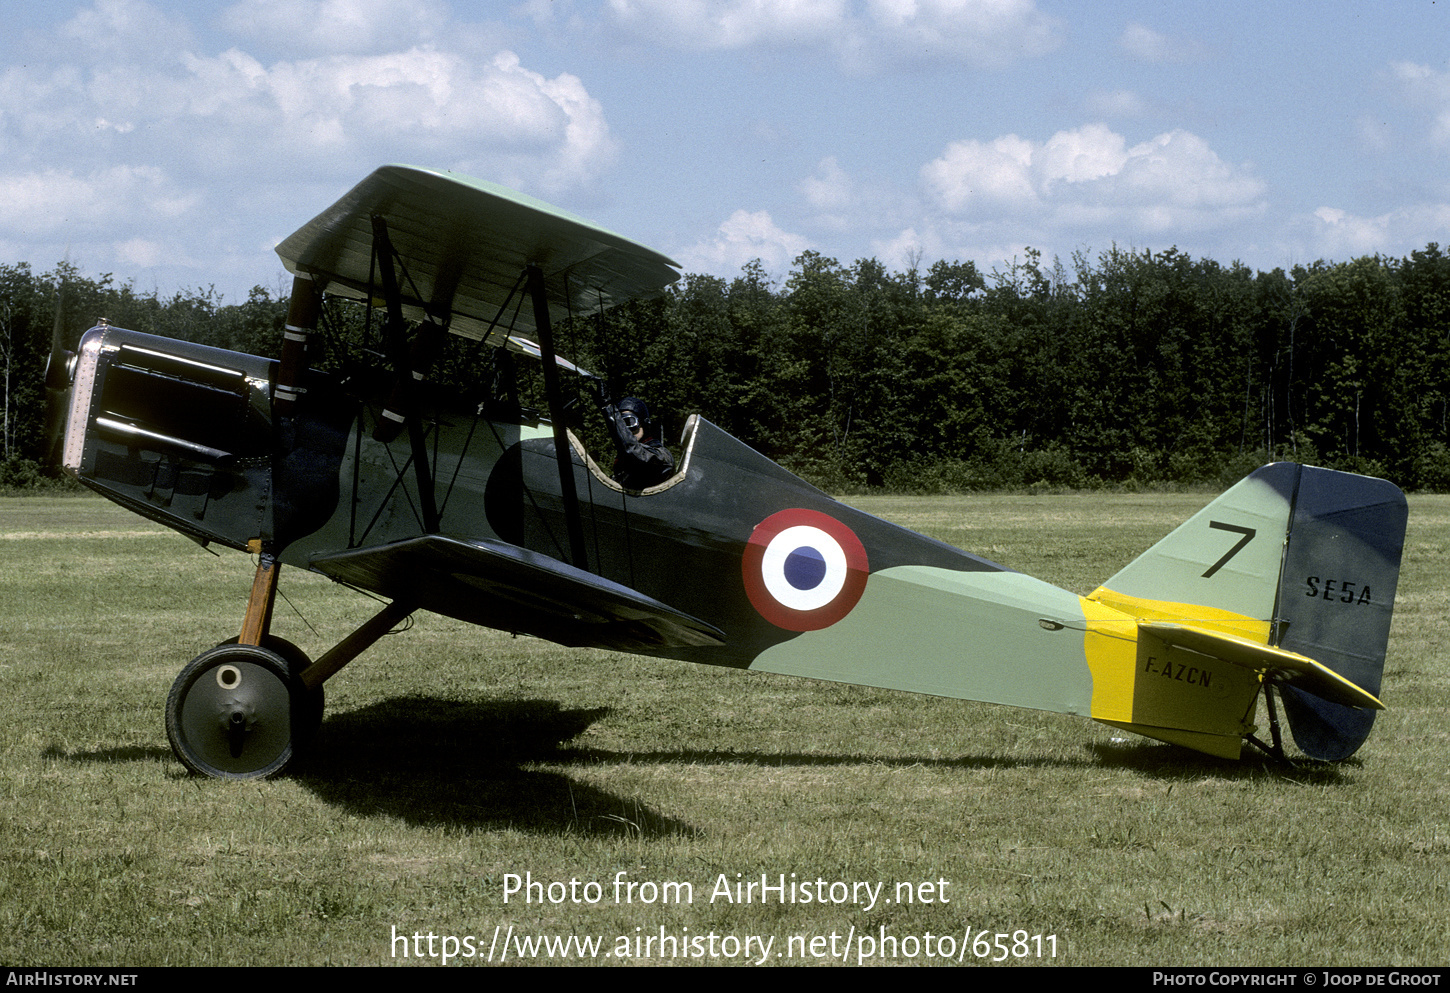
<box><xmin>239</xmin><ymin>272</ymin><xmax>321</xmax><ymax>646</ymax></box>
<box><xmin>236</xmin><ymin>267</ymin><xmax>418</xmax><ymax>691</ymax></box>
<box><xmin>238</xmin><ymin>546</ymin><xmax>279</xmax><ymax>646</ymax></box>
<box><xmin>240</xmin><ymin>272</ymin><xmax>322</xmax><ymax>646</ymax></box>
<box><xmin>298</xmin><ymin>599</ymin><xmax>417</xmax><ymax>692</ymax></box>
<box><xmin>238</xmin><ymin>540</ymin><xmax>416</xmax><ymax>690</ymax></box>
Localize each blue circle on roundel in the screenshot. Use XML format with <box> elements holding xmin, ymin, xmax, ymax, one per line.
<box><xmin>784</xmin><ymin>546</ymin><xmax>827</xmax><ymax>590</ymax></box>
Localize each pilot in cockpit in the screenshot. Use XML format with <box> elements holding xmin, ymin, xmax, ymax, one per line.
<box><xmin>598</xmin><ymin>391</ymin><xmax>674</xmax><ymax>490</ymax></box>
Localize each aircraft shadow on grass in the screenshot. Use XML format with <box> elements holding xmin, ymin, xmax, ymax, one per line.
<box><xmin>287</xmin><ymin>696</ymin><xmax>695</xmax><ymax>837</ymax></box>
<box><xmin>42</xmin><ymin>743</ymin><xmax>173</xmax><ymax>765</ymax></box>
<box><xmin>289</xmin><ymin>697</ymin><xmax>1354</xmax><ymax>792</ymax></box>
<box><xmin>1084</xmin><ymin>740</ymin><xmax>1356</xmax><ymax>784</ymax></box>
<box><xmin>42</xmin><ymin>694</ymin><xmax>1351</xmax><ymax>837</ymax></box>
<box><xmin>43</xmin><ymin>724</ymin><xmax>1356</xmax><ymax>787</ymax></box>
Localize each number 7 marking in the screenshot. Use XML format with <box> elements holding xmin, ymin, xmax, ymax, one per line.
<box><xmin>1202</xmin><ymin>521</ymin><xmax>1256</xmax><ymax>578</ymax></box>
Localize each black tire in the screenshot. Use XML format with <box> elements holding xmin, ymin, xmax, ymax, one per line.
<box><xmin>166</xmin><ymin>644</ymin><xmax>306</xmax><ymax>779</ymax></box>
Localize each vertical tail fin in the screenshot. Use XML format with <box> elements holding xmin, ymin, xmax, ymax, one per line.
<box><xmin>1092</xmin><ymin>463</ymin><xmax>1302</xmax><ymax>642</ymax></box>
<box><xmin>1091</xmin><ymin>463</ymin><xmax>1407</xmax><ymax>760</ymax></box>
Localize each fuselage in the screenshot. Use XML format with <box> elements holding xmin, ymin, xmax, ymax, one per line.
<box><xmin>62</xmin><ymin>324</ymin><xmax>1266</xmax><ymax>758</ymax></box>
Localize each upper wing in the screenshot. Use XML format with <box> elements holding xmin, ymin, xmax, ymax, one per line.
<box><xmin>274</xmin><ymin>164</ymin><xmax>681</xmax><ymax>344</ymax></box>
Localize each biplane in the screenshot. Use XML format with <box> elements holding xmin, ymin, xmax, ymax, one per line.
<box><xmin>47</xmin><ymin>165</ymin><xmax>1407</xmax><ymax>778</ymax></box>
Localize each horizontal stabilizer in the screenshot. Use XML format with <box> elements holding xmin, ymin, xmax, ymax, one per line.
<box><xmin>1140</xmin><ymin>622</ymin><xmax>1383</xmax><ymax>711</ymax></box>
<box><xmin>310</xmin><ymin>535</ymin><xmax>725</xmax><ymax>652</ymax></box>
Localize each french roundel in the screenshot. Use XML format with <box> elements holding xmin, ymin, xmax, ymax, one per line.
<box><xmin>742</xmin><ymin>509</ymin><xmax>869</xmax><ymax>631</ymax></box>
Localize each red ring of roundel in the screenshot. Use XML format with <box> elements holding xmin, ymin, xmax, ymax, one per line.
<box><xmin>741</xmin><ymin>508</ymin><xmax>869</xmax><ymax>631</ymax></box>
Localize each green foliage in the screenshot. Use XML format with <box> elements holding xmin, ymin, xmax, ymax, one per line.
<box><xmin>0</xmin><ymin>456</ymin><xmax>49</xmax><ymax>490</ymax></box>
<box><xmin>10</xmin><ymin>243</ymin><xmax>1450</xmax><ymax>490</ymax></box>
<box><xmin>1412</xmin><ymin>441</ymin><xmax>1450</xmax><ymax>491</ymax></box>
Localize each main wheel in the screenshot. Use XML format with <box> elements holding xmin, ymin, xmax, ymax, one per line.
<box><xmin>217</xmin><ymin>636</ymin><xmax>324</xmax><ymax>744</ymax></box>
<box><xmin>166</xmin><ymin>644</ymin><xmax>307</xmax><ymax>779</ymax></box>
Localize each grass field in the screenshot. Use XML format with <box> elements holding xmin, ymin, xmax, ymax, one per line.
<box><xmin>2</xmin><ymin>492</ymin><xmax>1447</xmax><ymax>967</ymax></box>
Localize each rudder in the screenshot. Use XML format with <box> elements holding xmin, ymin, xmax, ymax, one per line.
<box><xmin>1273</xmin><ymin>466</ymin><xmax>1407</xmax><ymax>760</ymax></box>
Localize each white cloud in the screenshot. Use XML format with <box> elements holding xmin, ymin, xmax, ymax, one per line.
<box><xmin>219</xmin><ymin>0</ymin><xmax>451</xmax><ymax>56</ymax></box>
<box><xmin>796</xmin><ymin>157</ymin><xmax>921</xmax><ymax>242</ymax></box>
<box><xmin>1040</xmin><ymin>123</ymin><xmax>1127</xmax><ymax>184</ymax></box>
<box><xmin>1086</xmin><ymin>88</ymin><xmax>1150</xmax><ymax>119</ymax></box>
<box><xmin>115</xmin><ymin>237</ymin><xmax>164</xmax><ymax>268</ymax></box>
<box><xmin>0</xmin><ymin>6</ymin><xmax>617</xmax><ymax>194</ymax></box>
<box><xmin>1307</xmin><ymin>203</ymin><xmax>1450</xmax><ymax>259</ymax></box>
<box><xmin>865</xmin><ymin>0</ymin><xmax>1060</xmax><ymax>66</ymax></box>
<box><xmin>1119</xmin><ymin>21</ymin><xmax>1203</xmax><ymax>64</ymax></box>
<box><xmin>0</xmin><ymin>166</ymin><xmax>196</xmax><ymax>237</ymax></box>
<box><xmin>678</xmin><ymin>208</ymin><xmax>811</xmax><ymax>276</ymax></box>
<box><xmin>922</xmin><ymin>125</ymin><xmax>1265</xmax><ymax>233</ymax></box>
<box><xmin>0</xmin><ymin>1</ymin><xmax>623</xmax><ymax>296</ymax></box>
<box><xmin>607</xmin><ymin>0</ymin><xmax>1060</xmax><ymax>68</ymax></box>
<box><xmin>1120</xmin><ymin>23</ymin><xmax>1170</xmax><ymax>62</ymax></box>
<box><xmin>801</xmin><ymin>156</ymin><xmax>853</xmax><ymax>211</ymax></box>
<box><xmin>607</xmin><ymin>0</ymin><xmax>847</xmax><ymax>49</ymax></box>
<box><xmin>254</xmin><ymin>48</ymin><xmax>570</xmax><ymax>150</ymax></box>
<box><xmin>1394</xmin><ymin>61</ymin><xmax>1450</xmax><ymax>148</ymax></box>
<box><xmin>60</xmin><ymin>0</ymin><xmax>196</xmax><ymax>58</ymax></box>
<box><xmin>921</xmin><ymin>134</ymin><xmax>1038</xmax><ymax>212</ymax></box>
<box><xmin>1133</xmin><ymin>132</ymin><xmax>1260</xmax><ymax>200</ymax></box>
<box><xmin>871</xmin><ymin>226</ymin><xmax>939</xmax><ymax>273</ymax></box>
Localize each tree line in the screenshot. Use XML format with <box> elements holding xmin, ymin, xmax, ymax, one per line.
<box><xmin>5</xmin><ymin>242</ymin><xmax>1450</xmax><ymax>492</ymax></box>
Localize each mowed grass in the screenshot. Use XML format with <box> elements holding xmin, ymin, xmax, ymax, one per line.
<box><xmin>1</xmin><ymin>492</ymin><xmax>1448</xmax><ymax>967</ymax></box>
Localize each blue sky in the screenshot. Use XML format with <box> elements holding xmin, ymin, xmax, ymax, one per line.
<box><xmin>2</xmin><ymin>0</ymin><xmax>1447</xmax><ymax>303</ymax></box>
